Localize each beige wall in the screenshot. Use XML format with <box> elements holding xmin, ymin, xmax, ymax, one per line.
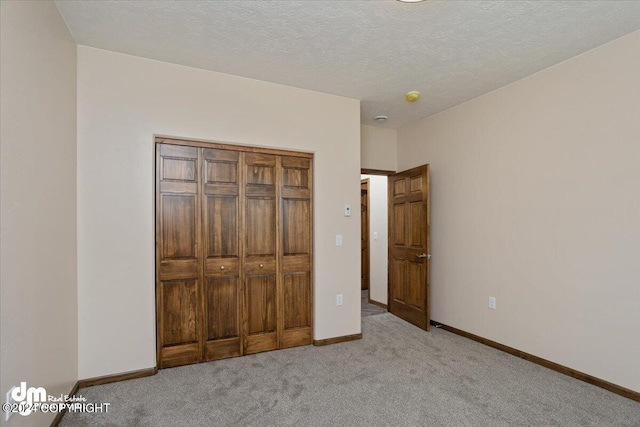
<box><xmin>77</xmin><ymin>47</ymin><xmax>361</xmax><ymax>378</ymax></box>
<box><xmin>361</xmin><ymin>175</ymin><xmax>388</xmax><ymax>305</ymax></box>
<box><xmin>397</xmin><ymin>30</ymin><xmax>640</xmax><ymax>392</ymax></box>
<box><xmin>361</xmin><ymin>125</ymin><xmax>397</xmax><ymax>172</ymax></box>
<box><xmin>0</xmin><ymin>1</ymin><xmax>78</xmax><ymax>426</ymax></box>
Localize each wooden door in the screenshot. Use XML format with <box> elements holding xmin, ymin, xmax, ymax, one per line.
<box><xmin>202</xmin><ymin>148</ymin><xmax>242</xmax><ymax>361</ymax></box>
<box><xmin>361</xmin><ymin>179</ymin><xmax>370</xmax><ymax>290</ymax></box>
<box><xmin>156</xmin><ymin>138</ymin><xmax>313</xmax><ymax>368</ymax></box>
<box><xmin>156</xmin><ymin>144</ymin><xmax>202</xmax><ymax>368</ymax></box>
<box><xmin>388</xmin><ymin>165</ymin><xmax>430</xmax><ymax>330</ymax></box>
<box><xmin>280</xmin><ymin>156</ymin><xmax>313</xmax><ymax>349</ymax></box>
<box><xmin>243</xmin><ymin>152</ymin><xmax>278</xmax><ymax>354</ymax></box>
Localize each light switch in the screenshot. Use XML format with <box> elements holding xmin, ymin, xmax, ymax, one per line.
<box><xmin>373</xmin><ymin>232</ymin><xmax>378</xmax><ymax>241</ymax></box>
<box><xmin>336</xmin><ymin>234</ymin><xmax>343</xmax><ymax>246</ymax></box>
<box><xmin>344</xmin><ymin>205</ymin><xmax>351</xmax><ymax>217</ymax></box>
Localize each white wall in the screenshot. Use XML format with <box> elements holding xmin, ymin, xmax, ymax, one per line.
<box><xmin>77</xmin><ymin>47</ymin><xmax>361</xmax><ymax>378</ymax></box>
<box><xmin>360</xmin><ymin>125</ymin><xmax>394</xmax><ymax>304</ymax></box>
<box><xmin>361</xmin><ymin>125</ymin><xmax>397</xmax><ymax>172</ymax></box>
<box><xmin>361</xmin><ymin>175</ymin><xmax>388</xmax><ymax>305</ymax></box>
<box><xmin>0</xmin><ymin>1</ymin><xmax>78</xmax><ymax>426</ymax></box>
<box><xmin>397</xmin><ymin>30</ymin><xmax>640</xmax><ymax>392</ymax></box>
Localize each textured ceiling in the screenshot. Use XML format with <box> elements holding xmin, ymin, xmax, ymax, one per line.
<box><xmin>55</xmin><ymin>1</ymin><xmax>640</xmax><ymax>129</ymax></box>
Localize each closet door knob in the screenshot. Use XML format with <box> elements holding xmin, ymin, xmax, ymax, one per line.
<box><xmin>220</xmin><ymin>266</ymin><xmax>225</xmax><ymax>270</ymax></box>
<box><xmin>259</xmin><ymin>263</ymin><xmax>264</xmax><ymax>268</ymax></box>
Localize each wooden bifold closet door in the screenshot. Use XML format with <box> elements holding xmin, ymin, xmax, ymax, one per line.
<box><xmin>156</xmin><ymin>139</ymin><xmax>313</xmax><ymax>368</ymax></box>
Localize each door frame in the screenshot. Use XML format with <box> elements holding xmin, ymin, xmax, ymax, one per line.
<box><xmin>361</xmin><ymin>178</ymin><xmax>370</xmax><ymax>292</ymax></box>
<box><xmin>360</xmin><ymin>169</ymin><xmax>395</xmax><ymax>311</ymax></box>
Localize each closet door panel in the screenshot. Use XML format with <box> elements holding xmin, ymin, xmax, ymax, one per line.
<box><xmin>206</xmin><ymin>277</ymin><xmax>239</xmax><ymax>339</ymax></box>
<box><xmin>157</xmin><ymin>139</ymin><xmax>313</xmax><ymax>369</ymax></box>
<box><xmin>205</xmin><ymin>258</ymin><xmax>239</xmax><ymax>274</ymax></box>
<box><xmin>158</xmin><ymin>189</ymin><xmax>198</xmax><ymax>279</ymax></box>
<box><xmin>282</xmin><ymin>199</ymin><xmax>310</xmax><ymax>255</ymax></box>
<box><xmin>203</xmin><ymin>270</ymin><xmax>242</xmax><ymax>360</ymax></box>
<box><xmin>202</xmin><ymin>148</ymin><xmax>242</xmax><ymax>361</ymax></box>
<box><xmin>244</xmin><ymin>275</ymin><xmax>277</xmax><ymax>354</ymax></box>
<box><xmin>204</xmin><ymin>276</ymin><xmax>242</xmax><ymax>361</ymax></box>
<box><xmin>160</xmin><ymin>343</ymin><xmax>200</xmax><ymax>368</ymax></box>
<box><xmin>279</xmin><ymin>156</ymin><xmax>313</xmax><ymax>349</ymax></box>
<box><xmin>246</xmin><ymin>153</ymin><xmax>276</xmax><ymax>186</ymax></box>
<box><xmin>156</xmin><ymin>143</ymin><xmax>201</xmax><ymax>368</ymax></box>
<box><xmin>205</xmin><ymin>196</ymin><xmax>238</xmax><ymax>257</ymax></box>
<box><xmin>245</xmin><ymin>198</ymin><xmax>276</xmax><ymax>256</ymax></box>
<box><xmin>283</xmin><ymin>273</ymin><xmax>311</xmax><ymax>329</ymax></box>
<box><xmin>161</xmin><ymin>195</ymin><xmax>197</xmax><ymax>259</ymax></box>
<box><xmin>161</xmin><ymin>279</ymin><xmax>198</xmax><ymax>346</ymax></box>
<box><xmin>246</xmin><ymin>276</ymin><xmax>277</xmax><ymax>334</ymax></box>
<box><xmin>243</xmin><ymin>152</ymin><xmax>279</xmax><ymax>354</ymax></box>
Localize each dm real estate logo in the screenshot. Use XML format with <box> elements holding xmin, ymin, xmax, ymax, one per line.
<box><xmin>7</xmin><ymin>382</ymin><xmax>46</xmax><ymax>416</ymax></box>
<box><xmin>3</xmin><ymin>382</ymin><xmax>109</xmax><ymax>417</ymax></box>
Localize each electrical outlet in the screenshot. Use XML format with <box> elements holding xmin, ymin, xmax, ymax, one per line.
<box><xmin>373</xmin><ymin>232</ymin><xmax>378</xmax><ymax>241</ymax></box>
<box><xmin>335</xmin><ymin>235</ymin><xmax>343</xmax><ymax>246</ymax></box>
<box><xmin>5</xmin><ymin>386</ymin><xmax>16</xmax><ymax>421</ymax></box>
<box><xmin>336</xmin><ymin>294</ymin><xmax>344</xmax><ymax>306</ymax></box>
<box><xmin>489</xmin><ymin>297</ymin><xmax>496</xmax><ymax>310</ymax></box>
<box><xmin>344</xmin><ymin>205</ymin><xmax>351</xmax><ymax>217</ymax></box>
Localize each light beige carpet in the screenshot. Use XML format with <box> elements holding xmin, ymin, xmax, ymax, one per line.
<box><xmin>361</xmin><ymin>290</ymin><xmax>386</xmax><ymax>317</ymax></box>
<box><xmin>62</xmin><ymin>313</ymin><xmax>640</xmax><ymax>426</ymax></box>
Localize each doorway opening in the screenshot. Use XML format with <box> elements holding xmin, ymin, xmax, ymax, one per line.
<box><xmin>360</xmin><ymin>166</ymin><xmax>431</xmax><ymax>330</ymax></box>
<box><xmin>360</xmin><ymin>171</ymin><xmax>391</xmax><ymax>318</ymax></box>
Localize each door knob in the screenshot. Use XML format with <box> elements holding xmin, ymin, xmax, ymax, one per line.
<box><xmin>417</xmin><ymin>253</ymin><xmax>431</xmax><ymax>259</ymax></box>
